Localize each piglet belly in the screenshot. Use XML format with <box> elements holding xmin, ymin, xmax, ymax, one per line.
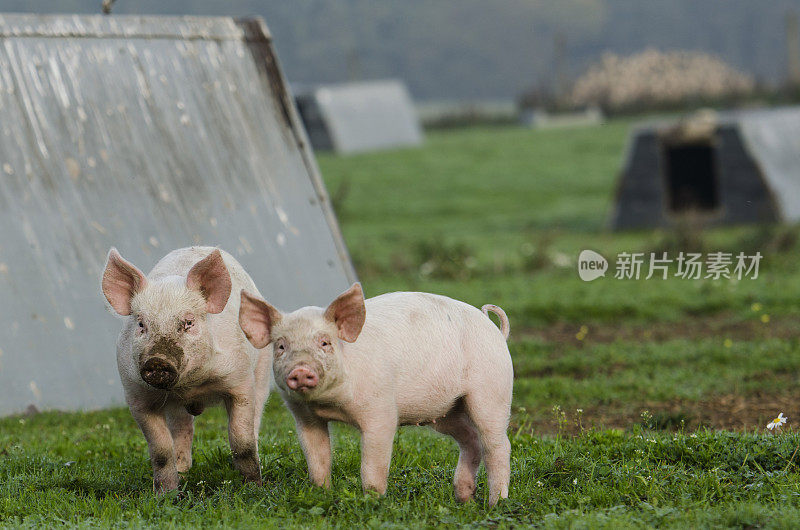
<box><xmin>391</xmin><ymin>344</ymin><xmax>468</xmax><ymax>425</ymax></box>
<box><xmin>397</xmin><ymin>396</ymin><xmax>461</xmax><ymax>426</ymax></box>
<box><xmin>394</xmin><ymin>370</ymin><xmax>464</xmax><ymax>425</ymax></box>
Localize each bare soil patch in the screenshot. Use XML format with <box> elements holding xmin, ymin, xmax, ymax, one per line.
<box><xmin>519</xmin><ymin>391</ymin><xmax>800</xmax><ymax>435</ymax></box>
<box><xmin>518</xmin><ymin>313</ymin><xmax>799</xmax><ymax>349</ymax></box>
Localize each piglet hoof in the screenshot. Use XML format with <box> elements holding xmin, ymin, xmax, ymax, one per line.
<box><xmin>176</xmin><ymin>457</ymin><xmax>192</xmax><ymax>474</ymax></box>
<box><xmin>158</xmin><ymin>489</ymin><xmax>186</xmax><ymax>502</ymax></box>
<box><xmin>240</xmin><ymin>472</ymin><xmax>262</xmax><ymax>486</ymax></box>
<box><xmin>153</xmin><ymin>478</ymin><xmax>180</xmax><ymax>496</ymax></box>
<box><xmin>454</xmin><ymin>481</ymin><xmax>476</xmax><ymax>503</ymax></box>
<box><xmin>235</xmin><ymin>460</ymin><xmax>262</xmax><ymax>486</ymax></box>
<box><xmin>312</xmin><ymin>477</ymin><xmax>332</xmax><ymax>489</ymax></box>
<box><xmin>487</xmin><ymin>493</ymin><xmax>507</xmax><ymax>507</ymax></box>
<box><xmin>240</xmin><ymin>472</ymin><xmax>263</xmax><ymax>487</ymax></box>
<box><xmin>361</xmin><ymin>484</ymin><xmax>387</xmax><ymax>498</ymax></box>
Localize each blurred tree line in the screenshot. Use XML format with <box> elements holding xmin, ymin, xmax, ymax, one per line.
<box><xmin>4</xmin><ymin>0</ymin><xmax>800</xmax><ymax>101</ymax></box>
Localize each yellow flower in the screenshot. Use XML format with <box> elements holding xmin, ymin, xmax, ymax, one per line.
<box><xmin>761</xmin><ymin>314</ymin><xmax>770</xmax><ymax>324</ymax></box>
<box><xmin>751</xmin><ymin>303</ymin><xmax>763</xmax><ymax>312</ymax></box>
<box><xmin>724</xmin><ymin>338</ymin><xmax>733</xmax><ymax>348</ymax></box>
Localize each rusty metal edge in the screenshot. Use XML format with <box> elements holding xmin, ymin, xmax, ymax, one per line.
<box><xmin>234</xmin><ymin>16</ymin><xmax>358</xmax><ymax>285</ymax></box>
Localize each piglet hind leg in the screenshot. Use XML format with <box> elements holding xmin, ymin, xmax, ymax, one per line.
<box><xmin>465</xmin><ymin>390</ymin><xmax>511</xmax><ymax>506</ymax></box>
<box><xmin>433</xmin><ymin>402</ymin><xmax>483</xmax><ymax>503</ymax></box>
<box><xmin>224</xmin><ymin>393</ymin><xmax>262</xmax><ymax>485</ymax></box>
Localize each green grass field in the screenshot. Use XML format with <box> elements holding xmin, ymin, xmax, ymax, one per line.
<box><xmin>3</xmin><ymin>121</ymin><xmax>800</xmax><ymax>528</ymax></box>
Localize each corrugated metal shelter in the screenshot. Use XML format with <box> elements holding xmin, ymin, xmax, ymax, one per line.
<box><xmin>0</xmin><ymin>14</ymin><xmax>356</xmax><ymax>416</ymax></box>
<box><xmin>612</xmin><ymin>107</ymin><xmax>800</xmax><ymax>230</ymax></box>
<box><xmin>294</xmin><ymin>80</ymin><xmax>424</xmax><ymax>154</ymax></box>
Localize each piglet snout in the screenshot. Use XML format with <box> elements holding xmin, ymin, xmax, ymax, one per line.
<box><xmin>140</xmin><ymin>358</ymin><xmax>178</xmax><ymax>389</ymax></box>
<box><xmin>286</xmin><ymin>366</ymin><xmax>318</xmax><ymax>392</ymax></box>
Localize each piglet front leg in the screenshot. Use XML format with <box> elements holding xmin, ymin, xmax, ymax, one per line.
<box><xmin>288</xmin><ymin>403</ymin><xmax>332</xmax><ymax>488</ymax></box>
<box><xmin>166</xmin><ymin>405</ymin><xmax>195</xmax><ymax>473</ymax></box>
<box><xmin>224</xmin><ymin>392</ymin><xmax>262</xmax><ymax>485</ymax></box>
<box><xmin>130</xmin><ymin>406</ymin><xmax>179</xmax><ymax>493</ymax></box>
<box><xmin>296</xmin><ymin>417</ymin><xmax>333</xmax><ymax>488</ymax></box>
<box><xmin>359</xmin><ymin>413</ymin><xmax>398</xmax><ymax>495</ymax></box>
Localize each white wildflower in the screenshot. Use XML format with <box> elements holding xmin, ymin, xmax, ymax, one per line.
<box><xmin>767</xmin><ymin>412</ymin><xmax>787</xmax><ymax>430</ymax></box>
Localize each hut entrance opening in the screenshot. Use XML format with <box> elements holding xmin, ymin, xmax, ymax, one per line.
<box><xmin>664</xmin><ymin>141</ymin><xmax>720</xmax><ymax>213</ymax></box>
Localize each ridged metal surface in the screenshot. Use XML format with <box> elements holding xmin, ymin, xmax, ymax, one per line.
<box><xmin>295</xmin><ymin>79</ymin><xmax>423</xmax><ymax>154</ymax></box>
<box><xmin>0</xmin><ymin>14</ymin><xmax>355</xmax><ymax>415</ymax></box>
<box><xmin>736</xmin><ymin>107</ymin><xmax>800</xmax><ymax>221</ymax></box>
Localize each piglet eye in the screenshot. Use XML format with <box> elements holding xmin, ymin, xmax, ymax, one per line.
<box><xmin>137</xmin><ymin>319</ymin><xmax>147</xmax><ymax>334</ymax></box>
<box><xmin>183</xmin><ymin>319</ymin><xmax>194</xmax><ymax>331</ymax></box>
<box><xmin>277</xmin><ymin>343</ymin><xmax>285</xmax><ymax>351</ymax></box>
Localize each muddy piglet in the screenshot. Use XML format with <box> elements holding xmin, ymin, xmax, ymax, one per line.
<box><xmin>102</xmin><ymin>246</ymin><xmax>271</xmax><ymax>492</ymax></box>
<box><xmin>239</xmin><ymin>283</ymin><xmax>513</xmax><ymax>505</ymax></box>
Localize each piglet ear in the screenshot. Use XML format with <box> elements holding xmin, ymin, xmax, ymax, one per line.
<box><xmin>239</xmin><ymin>290</ymin><xmax>282</xmax><ymax>349</ymax></box>
<box><xmin>102</xmin><ymin>248</ymin><xmax>148</xmax><ymax>316</ymax></box>
<box><xmin>324</xmin><ymin>283</ymin><xmax>366</xmax><ymax>343</ymax></box>
<box><xmin>186</xmin><ymin>249</ymin><xmax>232</xmax><ymax>314</ymax></box>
